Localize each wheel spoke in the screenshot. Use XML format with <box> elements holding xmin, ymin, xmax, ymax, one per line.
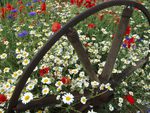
<box><xmin>100</xmin><ymin>7</ymin><xmax>134</xmax><ymax>82</ymax></box>
<box><xmin>66</xmin><ymin>28</ymin><xmax>100</xmax><ymax>82</ymax></box>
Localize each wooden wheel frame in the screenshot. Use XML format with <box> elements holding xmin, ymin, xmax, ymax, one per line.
<box><xmin>6</xmin><ymin>0</ymin><xmax>150</xmax><ymax>113</ymax></box>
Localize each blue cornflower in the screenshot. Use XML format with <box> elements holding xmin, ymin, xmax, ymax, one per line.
<box><xmin>18</xmin><ymin>31</ymin><xmax>28</xmax><ymax>37</ymax></box>
<box><xmin>42</xmin><ymin>0</ymin><xmax>46</xmax><ymax>2</ymax></box>
<box><xmin>33</xmin><ymin>0</ymin><xmax>38</xmax><ymax>3</ymax></box>
<box><xmin>137</xmin><ymin>38</ymin><xmax>143</xmax><ymax>42</ymax></box>
<box><xmin>122</xmin><ymin>43</ymin><xmax>127</xmax><ymax>48</ymax></box>
<box><xmin>125</xmin><ymin>36</ymin><xmax>130</xmax><ymax>40</ymax></box>
<box><xmin>29</xmin><ymin>12</ymin><xmax>36</xmax><ymax>16</ymax></box>
<box><xmin>11</xmin><ymin>9</ymin><xmax>18</xmax><ymax>13</ymax></box>
<box><xmin>26</xmin><ymin>2</ymin><xmax>32</xmax><ymax>6</ymax></box>
<box><xmin>7</xmin><ymin>15</ymin><xmax>14</xmax><ymax>19</ymax></box>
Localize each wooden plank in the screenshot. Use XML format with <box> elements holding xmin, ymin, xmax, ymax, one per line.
<box><xmin>66</xmin><ymin>28</ymin><xmax>100</xmax><ymax>82</ymax></box>
<box><xmin>100</xmin><ymin>7</ymin><xmax>134</xmax><ymax>82</ymax></box>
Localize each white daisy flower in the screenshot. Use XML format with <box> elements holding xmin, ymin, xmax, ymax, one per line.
<box><xmin>87</xmin><ymin>109</ymin><xmax>97</xmax><ymax>113</ymax></box>
<box><xmin>41</xmin><ymin>77</ymin><xmax>51</xmax><ymax>84</ymax></box>
<box><xmin>109</xmin><ymin>104</ymin><xmax>114</xmax><ymax>111</ymax></box>
<box><xmin>129</xmin><ymin>91</ymin><xmax>134</xmax><ymax>96</ymax></box>
<box><xmin>26</xmin><ymin>84</ymin><xmax>34</xmax><ymax>91</ymax></box>
<box><xmin>36</xmin><ymin>110</ymin><xmax>43</xmax><ymax>113</ymax></box>
<box><xmin>12</xmin><ymin>72</ymin><xmax>19</xmax><ymax>79</ymax></box>
<box><xmin>99</xmin><ymin>83</ymin><xmax>105</xmax><ymax>90</ymax></box>
<box><xmin>105</xmin><ymin>83</ymin><xmax>113</xmax><ymax>91</ymax></box>
<box><xmin>17</xmin><ymin>70</ymin><xmax>23</xmax><ymax>76</ymax></box>
<box><xmin>118</xmin><ymin>97</ymin><xmax>123</xmax><ymax>103</ymax></box>
<box><xmin>118</xmin><ymin>103</ymin><xmax>122</xmax><ymax>107</ymax></box>
<box><xmin>4</xmin><ymin>82</ymin><xmax>11</xmax><ymax>89</ymax></box>
<box><xmin>21</xmin><ymin>92</ymin><xmax>33</xmax><ymax>104</ymax></box>
<box><xmin>3</xmin><ymin>67</ymin><xmax>10</xmax><ymax>73</ymax></box>
<box><xmin>62</xmin><ymin>93</ymin><xmax>74</xmax><ymax>105</ymax></box>
<box><xmin>42</xmin><ymin>87</ymin><xmax>50</xmax><ymax>95</ymax></box>
<box><xmin>0</xmin><ymin>108</ymin><xmax>4</xmax><ymax>113</ymax></box>
<box><xmin>136</xmin><ymin>99</ymin><xmax>142</xmax><ymax>104</ymax></box>
<box><xmin>80</xmin><ymin>96</ymin><xmax>87</xmax><ymax>104</ymax></box>
<box><xmin>22</xmin><ymin>59</ymin><xmax>30</xmax><ymax>66</ymax></box>
<box><xmin>91</xmin><ymin>81</ymin><xmax>99</xmax><ymax>88</ymax></box>
<box><xmin>55</xmin><ymin>81</ymin><xmax>63</xmax><ymax>87</ymax></box>
<box><xmin>0</xmin><ymin>53</ymin><xmax>7</xmax><ymax>59</ymax></box>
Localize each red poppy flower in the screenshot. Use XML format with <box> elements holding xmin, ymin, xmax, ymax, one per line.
<box><xmin>124</xmin><ymin>94</ymin><xmax>135</xmax><ymax>105</ymax></box>
<box><xmin>70</xmin><ymin>0</ymin><xmax>75</xmax><ymax>4</ymax></box>
<box><xmin>61</xmin><ymin>77</ymin><xmax>71</xmax><ymax>84</ymax></box>
<box><xmin>125</xmin><ymin>25</ymin><xmax>131</xmax><ymax>35</ymax></box>
<box><xmin>88</xmin><ymin>23</ymin><xmax>96</xmax><ymax>29</ymax></box>
<box><xmin>39</xmin><ymin>67</ymin><xmax>50</xmax><ymax>76</ymax></box>
<box><xmin>41</xmin><ymin>2</ymin><xmax>46</xmax><ymax>12</ymax></box>
<box><xmin>0</xmin><ymin>94</ymin><xmax>7</xmax><ymax>104</ymax></box>
<box><xmin>19</xmin><ymin>5</ymin><xmax>24</xmax><ymax>12</ymax></box>
<box><xmin>18</xmin><ymin>0</ymin><xmax>23</xmax><ymax>4</ymax></box>
<box><xmin>76</xmin><ymin>0</ymin><xmax>84</xmax><ymax>7</ymax></box>
<box><xmin>123</xmin><ymin>37</ymin><xmax>135</xmax><ymax>48</ymax></box>
<box><xmin>1</xmin><ymin>7</ymin><xmax>7</xmax><ymax>18</ymax></box>
<box><xmin>51</xmin><ymin>22</ymin><xmax>61</xmax><ymax>32</ymax></box>
<box><xmin>6</xmin><ymin>3</ymin><xmax>14</xmax><ymax>11</ymax></box>
<box><xmin>84</xmin><ymin>43</ymin><xmax>90</xmax><ymax>47</ymax></box>
<box><xmin>70</xmin><ymin>0</ymin><xmax>96</xmax><ymax>8</ymax></box>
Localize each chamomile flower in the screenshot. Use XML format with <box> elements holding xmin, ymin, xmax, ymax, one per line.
<box><xmin>42</xmin><ymin>87</ymin><xmax>50</xmax><ymax>95</ymax></box>
<box><xmin>62</xmin><ymin>93</ymin><xmax>74</xmax><ymax>105</ymax></box>
<box><xmin>87</xmin><ymin>109</ymin><xmax>97</xmax><ymax>113</ymax></box>
<box><xmin>0</xmin><ymin>53</ymin><xmax>7</xmax><ymax>59</ymax></box>
<box><xmin>99</xmin><ymin>83</ymin><xmax>105</xmax><ymax>90</ymax></box>
<box><xmin>3</xmin><ymin>67</ymin><xmax>10</xmax><ymax>73</ymax></box>
<box><xmin>109</xmin><ymin>104</ymin><xmax>114</xmax><ymax>111</ymax></box>
<box><xmin>119</xmin><ymin>97</ymin><xmax>123</xmax><ymax>103</ymax></box>
<box><xmin>36</xmin><ymin>110</ymin><xmax>43</xmax><ymax>113</ymax></box>
<box><xmin>41</xmin><ymin>77</ymin><xmax>51</xmax><ymax>84</ymax></box>
<box><xmin>55</xmin><ymin>81</ymin><xmax>63</xmax><ymax>87</ymax></box>
<box><xmin>17</xmin><ymin>70</ymin><xmax>23</xmax><ymax>76</ymax></box>
<box><xmin>22</xmin><ymin>59</ymin><xmax>30</xmax><ymax>66</ymax></box>
<box><xmin>21</xmin><ymin>92</ymin><xmax>33</xmax><ymax>104</ymax></box>
<box><xmin>105</xmin><ymin>83</ymin><xmax>113</xmax><ymax>91</ymax></box>
<box><xmin>0</xmin><ymin>108</ymin><xmax>4</xmax><ymax>113</ymax></box>
<box><xmin>80</xmin><ymin>96</ymin><xmax>87</xmax><ymax>104</ymax></box>
<box><xmin>91</xmin><ymin>81</ymin><xmax>99</xmax><ymax>88</ymax></box>
<box><xmin>4</xmin><ymin>82</ymin><xmax>11</xmax><ymax>89</ymax></box>
<box><xmin>26</xmin><ymin>84</ymin><xmax>35</xmax><ymax>91</ymax></box>
<box><xmin>12</xmin><ymin>72</ymin><xmax>19</xmax><ymax>79</ymax></box>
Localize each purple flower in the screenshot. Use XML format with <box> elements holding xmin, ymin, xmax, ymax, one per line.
<box><xmin>11</xmin><ymin>9</ymin><xmax>18</xmax><ymax>13</ymax></box>
<box><xmin>7</xmin><ymin>15</ymin><xmax>14</xmax><ymax>19</ymax></box>
<box><xmin>42</xmin><ymin>0</ymin><xmax>46</xmax><ymax>2</ymax></box>
<box><xmin>137</xmin><ymin>38</ymin><xmax>143</xmax><ymax>42</ymax></box>
<box><xmin>29</xmin><ymin>12</ymin><xmax>36</xmax><ymax>16</ymax></box>
<box><xmin>18</xmin><ymin>31</ymin><xmax>28</xmax><ymax>37</ymax></box>
<box><xmin>26</xmin><ymin>2</ymin><xmax>32</xmax><ymax>6</ymax></box>
<box><xmin>32</xmin><ymin>0</ymin><xmax>38</xmax><ymax>3</ymax></box>
<box><xmin>122</xmin><ymin>43</ymin><xmax>127</xmax><ymax>48</ymax></box>
<box><xmin>125</xmin><ymin>36</ymin><xmax>130</xmax><ymax>40</ymax></box>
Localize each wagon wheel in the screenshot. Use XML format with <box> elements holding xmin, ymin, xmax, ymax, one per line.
<box><xmin>7</xmin><ymin>0</ymin><xmax>150</xmax><ymax>113</ymax></box>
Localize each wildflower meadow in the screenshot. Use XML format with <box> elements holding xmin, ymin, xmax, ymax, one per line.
<box><xmin>0</xmin><ymin>0</ymin><xmax>150</xmax><ymax>113</ymax></box>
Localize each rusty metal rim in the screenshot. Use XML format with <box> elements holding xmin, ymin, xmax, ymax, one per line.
<box><xmin>7</xmin><ymin>0</ymin><xmax>150</xmax><ymax>112</ymax></box>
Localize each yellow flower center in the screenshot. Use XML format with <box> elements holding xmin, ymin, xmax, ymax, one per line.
<box><xmin>57</xmin><ymin>81</ymin><xmax>61</xmax><ymax>86</ymax></box>
<box><xmin>44</xmin><ymin>79</ymin><xmax>48</xmax><ymax>83</ymax></box>
<box><xmin>37</xmin><ymin>110</ymin><xmax>42</xmax><ymax>113</ymax></box>
<box><xmin>44</xmin><ymin>89</ymin><xmax>47</xmax><ymax>93</ymax></box>
<box><xmin>25</xmin><ymin>95</ymin><xmax>30</xmax><ymax>101</ymax></box>
<box><xmin>66</xmin><ymin>96</ymin><xmax>71</xmax><ymax>101</ymax></box>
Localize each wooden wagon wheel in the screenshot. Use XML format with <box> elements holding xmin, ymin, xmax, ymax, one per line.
<box><xmin>7</xmin><ymin>0</ymin><xmax>150</xmax><ymax>113</ymax></box>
